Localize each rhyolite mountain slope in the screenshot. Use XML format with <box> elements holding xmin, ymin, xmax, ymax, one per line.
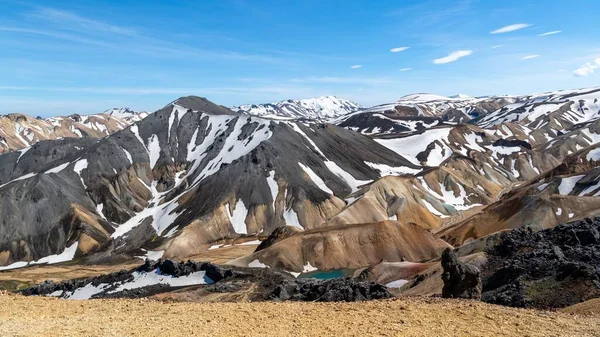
<box><xmin>0</xmin><ymin>108</ymin><xmax>147</xmax><ymax>153</ymax></box>
<box><xmin>233</xmin><ymin>95</ymin><xmax>361</xmax><ymax>119</ymax></box>
<box><xmin>335</xmin><ymin>94</ymin><xmax>515</xmax><ymax>135</ymax></box>
<box><xmin>0</xmin><ymin>95</ymin><xmax>420</xmax><ymax>268</ymax></box>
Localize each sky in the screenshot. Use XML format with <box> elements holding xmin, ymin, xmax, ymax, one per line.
<box><xmin>1</xmin><ymin>0</ymin><xmax>599</xmax><ymax>116</ymax></box>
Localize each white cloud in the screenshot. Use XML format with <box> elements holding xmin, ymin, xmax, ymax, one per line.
<box><xmin>398</xmin><ymin>68</ymin><xmax>412</xmax><ymax>72</ymax></box>
<box><xmin>350</xmin><ymin>65</ymin><xmax>362</xmax><ymax>69</ymax></box>
<box><xmin>390</xmin><ymin>47</ymin><xmax>409</xmax><ymax>53</ymax></box>
<box><xmin>433</xmin><ymin>50</ymin><xmax>472</xmax><ymax>64</ymax></box>
<box><xmin>539</xmin><ymin>30</ymin><xmax>561</xmax><ymax>36</ymax></box>
<box><xmin>521</xmin><ymin>55</ymin><xmax>540</xmax><ymax>60</ymax></box>
<box><xmin>573</xmin><ymin>58</ymin><xmax>600</xmax><ymax>77</ymax></box>
<box><xmin>490</xmin><ymin>23</ymin><xmax>531</xmax><ymax>34</ymax></box>
<box><xmin>491</xmin><ymin>45</ymin><xmax>504</xmax><ymax>49</ymax></box>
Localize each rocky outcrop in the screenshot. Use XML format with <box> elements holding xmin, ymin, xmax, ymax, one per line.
<box><xmin>20</xmin><ymin>259</ymin><xmax>235</xmax><ymax>298</ymax></box>
<box><xmin>482</xmin><ymin>217</ymin><xmax>600</xmax><ymax>308</ymax></box>
<box><xmin>21</xmin><ymin>259</ymin><xmax>392</xmax><ymax>302</ymax></box>
<box><xmin>441</xmin><ymin>248</ymin><xmax>482</xmax><ymax>300</ymax></box>
<box><xmin>267</xmin><ymin>277</ymin><xmax>392</xmax><ymax>302</ymax></box>
<box><xmin>254</xmin><ymin>226</ymin><xmax>301</xmax><ymax>252</ymax></box>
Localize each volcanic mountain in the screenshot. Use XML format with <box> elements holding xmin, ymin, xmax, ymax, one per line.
<box><xmin>233</xmin><ymin>95</ymin><xmax>361</xmax><ymax>119</ymax></box>
<box><xmin>0</xmin><ymin>95</ymin><xmax>416</xmax><ymax>268</ymax></box>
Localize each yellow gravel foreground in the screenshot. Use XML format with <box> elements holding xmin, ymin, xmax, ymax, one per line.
<box><xmin>1</xmin><ymin>293</ymin><xmax>599</xmax><ymax>337</ymax></box>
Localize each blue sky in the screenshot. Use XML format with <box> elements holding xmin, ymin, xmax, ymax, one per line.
<box><xmin>1</xmin><ymin>0</ymin><xmax>599</xmax><ymax>116</ymax></box>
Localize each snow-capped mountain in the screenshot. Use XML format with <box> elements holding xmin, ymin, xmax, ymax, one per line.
<box><xmin>233</xmin><ymin>95</ymin><xmax>362</xmax><ymax>119</ymax></box>
<box><xmin>362</xmin><ymin>93</ymin><xmax>514</xmax><ymax>118</ymax></box>
<box><xmin>104</xmin><ymin>107</ymin><xmax>149</xmax><ymax>123</ymax></box>
<box><xmin>0</xmin><ymin>113</ymin><xmax>132</xmax><ymax>153</ymax></box>
<box><xmin>336</xmin><ymin>93</ymin><xmax>515</xmax><ymax>134</ymax></box>
<box><xmin>0</xmin><ymin>109</ymin><xmax>149</xmax><ymax>153</ymax></box>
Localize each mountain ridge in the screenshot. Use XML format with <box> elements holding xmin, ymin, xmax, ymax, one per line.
<box><xmin>233</xmin><ymin>95</ymin><xmax>362</xmax><ymax>119</ymax></box>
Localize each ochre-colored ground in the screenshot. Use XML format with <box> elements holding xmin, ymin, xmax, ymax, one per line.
<box><xmin>1</xmin><ymin>293</ymin><xmax>598</xmax><ymax>337</ymax></box>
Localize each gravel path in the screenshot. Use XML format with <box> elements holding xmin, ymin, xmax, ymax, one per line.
<box><xmin>1</xmin><ymin>293</ymin><xmax>598</xmax><ymax>336</ymax></box>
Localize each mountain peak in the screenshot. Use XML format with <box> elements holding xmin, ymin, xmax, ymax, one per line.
<box><xmin>172</xmin><ymin>96</ymin><xmax>238</xmax><ymax>116</ymax></box>
<box><xmin>234</xmin><ymin>96</ymin><xmax>362</xmax><ymax>119</ymax></box>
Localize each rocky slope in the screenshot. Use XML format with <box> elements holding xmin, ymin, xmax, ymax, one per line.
<box><xmin>233</xmin><ymin>95</ymin><xmax>361</xmax><ymax>119</ymax></box>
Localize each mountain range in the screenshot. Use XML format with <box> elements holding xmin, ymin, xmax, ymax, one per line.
<box><xmin>1</xmin><ymin>87</ymin><xmax>600</xmax><ymax>310</ymax></box>
<box><xmin>233</xmin><ymin>95</ymin><xmax>362</xmax><ymax>119</ymax></box>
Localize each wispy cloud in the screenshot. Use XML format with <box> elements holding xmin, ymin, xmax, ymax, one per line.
<box><xmin>539</xmin><ymin>30</ymin><xmax>561</xmax><ymax>36</ymax></box>
<box><xmin>350</xmin><ymin>65</ymin><xmax>362</xmax><ymax>69</ymax></box>
<box><xmin>28</xmin><ymin>7</ymin><xmax>137</xmax><ymax>36</ymax></box>
<box><xmin>433</xmin><ymin>50</ymin><xmax>472</xmax><ymax>64</ymax></box>
<box><xmin>398</xmin><ymin>68</ymin><xmax>412</xmax><ymax>72</ymax></box>
<box><xmin>0</xmin><ymin>26</ymin><xmax>111</xmax><ymax>47</ymax></box>
<box><xmin>5</xmin><ymin>7</ymin><xmax>289</xmax><ymax>65</ymax></box>
<box><xmin>384</xmin><ymin>0</ymin><xmax>474</xmax><ymax>27</ymax></box>
<box><xmin>390</xmin><ymin>47</ymin><xmax>409</xmax><ymax>53</ymax></box>
<box><xmin>521</xmin><ymin>55</ymin><xmax>540</xmax><ymax>60</ymax></box>
<box><xmin>491</xmin><ymin>45</ymin><xmax>504</xmax><ymax>49</ymax></box>
<box><xmin>573</xmin><ymin>58</ymin><xmax>600</xmax><ymax>77</ymax></box>
<box><xmin>490</xmin><ymin>23</ymin><xmax>532</xmax><ymax>34</ymax></box>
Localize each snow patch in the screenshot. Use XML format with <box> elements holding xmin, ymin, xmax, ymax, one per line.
<box><xmin>226</xmin><ymin>199</ymin><xmax>248</xmax><ymax>234</ymax></box>
<box><xmin>298</xmin><ymin>162</ymin><xmax>333</xmax><ymax>195</ymax></box>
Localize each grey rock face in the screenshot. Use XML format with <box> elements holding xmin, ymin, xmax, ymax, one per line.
<box><xmin>441</xmin><ymin>248</ymin><xmax>482</xmax><ymax>300</ymax></box>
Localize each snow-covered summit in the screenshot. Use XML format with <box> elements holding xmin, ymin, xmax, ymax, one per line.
<box><xmin>233</xmin><ymin>95</ymin><xmax>362</xmax><ymax>120</ymax></box>
<box><xmin>104</xmin><ymin>107</ymin><xmax>148</xmax><ymax>122</ymax></box>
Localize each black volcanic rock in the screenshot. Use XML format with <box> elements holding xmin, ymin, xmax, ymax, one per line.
<box><xmin>267</xmin><ymin>277</ymin><xmax>392</xmax><ymax>302</ymax></box>
<box><xmin>255</xmin><ymin>226</ymin><xmax>301</xmax><ymax>252</ymax></box>
<box><xmin>21</xmin><ymin>259</ymin><xmax>391</xmax><ymax>302</ymax></box>
<box><xmin>492</xmin><ymin>138</ymin><xmax>532</xmax><ymax>150</ymax></box>
<box><xmin>482</xmin><ymin>217</ymin><xmax>600</xmax><ymax>308</ymax></box>
<box><xmin>441</xmin><ymin>248</ymin><xmax>482</xmax><ymax>300</ymax></box>
<box><xmin>20</xmin><ymin>260</ymin><xmax>234</xmax><ymax>298</ymax></box>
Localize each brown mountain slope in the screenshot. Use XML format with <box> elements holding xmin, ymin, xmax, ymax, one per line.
<box><xmin>227</xmin><ymin>221</ymin><xmax>451</xmax><ymax>272</ymax></box>
<box><xmin>436</xmin><ymin>145</ymin><xmax>600</xmax><ymax>246</ymax></box>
